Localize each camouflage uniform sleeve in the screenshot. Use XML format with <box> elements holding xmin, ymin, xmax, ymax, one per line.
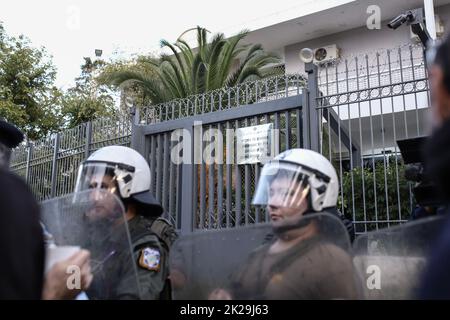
<box><xmin>116</xmin><ymin>233</ymin><xmax>169</xmax><ymax>300</ymax></box>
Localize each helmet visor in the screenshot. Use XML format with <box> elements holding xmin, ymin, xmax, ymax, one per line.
<box><xmin>75</xmin><ymin>162</ymin><xmax>120</xmax><ymax>196</ymax></box>
<box><xmin>252</xmin><ymin>161</ymin><xmax>311</xmax><ymax>209</ymax></box>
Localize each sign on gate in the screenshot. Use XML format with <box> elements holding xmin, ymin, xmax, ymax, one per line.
<box><xmin>236</xmin><ymin>123</ymin><xmax>274</xmax><ymax>164</ymax></box>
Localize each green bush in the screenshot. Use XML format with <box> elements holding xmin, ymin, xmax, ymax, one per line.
<box><xmin>338</xmin><ymin>156</ymin><xmax>414</xmax><ymax>232</ymax></box>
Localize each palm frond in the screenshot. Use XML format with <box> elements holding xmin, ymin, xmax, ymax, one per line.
<box><xmin>105</xmin><ymin>26</ymin><xmax>280</xmax><ymax>104</ymax></box>
<box><xmin>174</xmin><ymin>39</ymin><xmax>194</xmax><ymax>66</ymax></box>
<box><xmin>160</xmin><ymin>39</ymin><xmax>188</xmax><ymax>88</ymax></box>
<box><xmin>160</xmin><ymin>54</ymin><xmax>187</xmax><ymax>97</ymax></box>
<box><xmin>217</xmin><ymin>30</ymin><xmax>250</xmax><ymax>85</ymax></box>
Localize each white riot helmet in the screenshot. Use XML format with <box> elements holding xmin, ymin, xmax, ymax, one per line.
<box><xmin>252</xmin><ymin>148</ymin><xmax>339</xmax><ymax>212</ymax></box>
<box><xmin>74</xmin><ymin>146</ymin><xmax>163</xmax><ymax>216</ymax></box>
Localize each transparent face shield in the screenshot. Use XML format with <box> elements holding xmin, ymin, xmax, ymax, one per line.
<box><xmin>74</xmin><ymin>162</ymin><xmax>124</xmax><ymax>222</ymax></box>
<box><xmin>252</xmin><ymin>161</ymin><xmax>311</xmax><ymax>210</ymax></box>
<box><xmin>40</xmin><ymin>190</ymin><xmax>142</xmax><ymax>299</ymax></box>
<box><xmin>75</xmin><ymin>162</ymin><xmax>125</xmax><ymax>195</ymax></box>
<box><xmin>170</xmin><ymin>212</ymin><xmax>358</xmax><ymax>300</ymax></box>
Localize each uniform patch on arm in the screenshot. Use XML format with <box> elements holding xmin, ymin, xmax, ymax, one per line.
<box><xmin>138</xmin><ymin>247</ymin><xmax>160</xmax><ymax>271</ymax></box>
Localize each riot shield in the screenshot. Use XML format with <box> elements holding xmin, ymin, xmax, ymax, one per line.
<box><xmin>352</xmin><ymin>215</ymin><xmax>445</xmax><ymax>299</ymax></box>
<box><xmin>40</xmin><ymin>190</ymin><xmax>141</xmax><ymax>300</ymax></box>
<box><xmin>170</xmin><ymin>212</ymin><xmax>361</xmax><ymax>300</ymax></box>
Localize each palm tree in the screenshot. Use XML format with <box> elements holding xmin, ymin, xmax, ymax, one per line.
<box><xmin>103</xmin><ymin>26</ymin><xmax>281</xmax><ymax>104</ymax></box>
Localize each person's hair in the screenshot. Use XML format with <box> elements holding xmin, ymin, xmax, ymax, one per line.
<box><xmin>433</xmin><ymin>33</ymin><xmax>450</xmax><ymax>94</ymax></box>
<box><xmin>0</xmin><ymin>141</ymin><xmax>12</xmax><ymax>169</ymax></box>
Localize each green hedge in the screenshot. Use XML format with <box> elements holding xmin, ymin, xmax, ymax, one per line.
<box><xmin>338</xmin><ymin>157</ymin><xmax>414</xmax><ymax>232</ymax></box>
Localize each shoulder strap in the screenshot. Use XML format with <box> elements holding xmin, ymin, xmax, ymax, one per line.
<box><xmin>130</xmin><ymin>218</ymin><xmax>154</xmax><ymax>245</ymax></box>
<box><xmin>146</xmin><ymin>217</ymin><xmax>178</xmax><ymax>251</ymax></box>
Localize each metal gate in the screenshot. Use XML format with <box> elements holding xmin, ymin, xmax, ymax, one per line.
<box><xmin>11</xmin><ymin>44</ymin><xmax>429</xmax><ymax>235</ymax></box>
<box><xmin>131</xmin><ymin>75</ymin><xmax>306</xmax><ymax>234</ymax></box>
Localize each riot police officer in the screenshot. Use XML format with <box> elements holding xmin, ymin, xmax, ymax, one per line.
<box><xmin>208</xmin><ymin>148</ymin><xmax>361</xmax><ymax>300</ymax></box>
<box><xmin>74</xmin><ymin>145</ymin><xmax>177</xmax><ymax>299</ymax></box>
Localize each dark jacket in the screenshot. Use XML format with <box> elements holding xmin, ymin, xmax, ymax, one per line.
<box><xmin>418</xmin><ymin>119</ymin><xmax>450</xmax><ymax>299</ymax></box>
<box><xmin>0</xmin><ymin>169</ymin><xmax>45</xmax><ymax>299</ymax></box>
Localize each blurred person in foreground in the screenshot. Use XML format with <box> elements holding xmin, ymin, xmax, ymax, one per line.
<box><xmin>0</xmin><ymin>118</ymin><xmax>92</xmax><ymax>299</ymax></box>
<box><xmin>418</xmin><ymin>33</ymin><xmax>450</xmax><ymax>299</ymax></box>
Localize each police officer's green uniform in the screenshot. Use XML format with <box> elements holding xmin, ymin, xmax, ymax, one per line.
<box><xmin>123</xmin><ymin>215</ymin><xmax>176</xmax><ymax>300</ymax></box>
<box><xmin>86</xmin><ymin>215</ymin><xmax>176</xmax><ymax>300</ymax></box>
<box><xmin>74</xmin><ymin>145</ymin><xmax>178</xmax><ymax>300</ymax></box>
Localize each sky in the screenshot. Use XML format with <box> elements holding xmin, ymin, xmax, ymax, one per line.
<box><xmin>0</xmin><ymin>0</ymin><xmax>332</xmax><ymax>89</ymax></box>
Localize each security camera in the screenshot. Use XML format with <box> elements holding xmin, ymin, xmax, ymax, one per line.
<box><xmin>388</xmin><ymin>11</ymin><xmax>416</xmax><ymax>30</ymax></box>
<box><xmin>387</xmin><ymin>8</ymin><xmax>430</xmax><ymax>48</ymax></box>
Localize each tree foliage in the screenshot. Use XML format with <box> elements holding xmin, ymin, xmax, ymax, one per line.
<box><xmin>97</xmin><ymin>54</ymin><xmax>158</xmax><ymax>109</ymax></box>
<box><xmin>0</xmin><ymin>23</ymin><xmax>62</xmax><ymax>140</ymax></box>
<box><xmin>61</xmin><ymin>58</ymin><xmax>116</xmax><ymax>127</ymax></box>
<box><xmin>102</xmin><ymin>26</ymin><xmax>281</xmax><ymax>104</ymax></box>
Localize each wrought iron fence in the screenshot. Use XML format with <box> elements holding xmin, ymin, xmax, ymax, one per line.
<box><xmin>10</xmin><ymin>113</ymin><xmax>132</xmax><ymax>201</ymax></box>
<box><xmin>138</xmin><ymin>74</ymin><xmax>306</xmax><ymax>124</ymax></box>
<box><xmin>315</xmin><ymin>44</ymin><xmax>429</xmax><ymax>234</ymax></box>
<box><xmin>10</xmin><ymin>45</ymin><xmax>430</xmax><ymax>235</ymax></box>
<box><xmin>10</xmin><ymin>74</ymin><xmax>305</xmax><ymax>203</ymax></box>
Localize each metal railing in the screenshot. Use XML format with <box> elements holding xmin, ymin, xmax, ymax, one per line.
<box><xmin>10</xmin><ymin>113</ymin><xmax>132</xmax><ymax>201</ymax></box>
<box><xmin>315</xmin><ymin>44</ymin><xmax>429</xmax><ymax>233</ymax></box>
<box><xmin>138</xmin><ymin>74</ymin><xmax>306</xmax><ymax>124</ymax></box>
<box><xmin>10</xmin><ymin>74</ymin><xmax>305</xmax><ymax>202</ymax></box>
<box><xmin>10</xmin><ymin>44</ymin><xmax>429</xmax><ymax>234</ymax></box>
